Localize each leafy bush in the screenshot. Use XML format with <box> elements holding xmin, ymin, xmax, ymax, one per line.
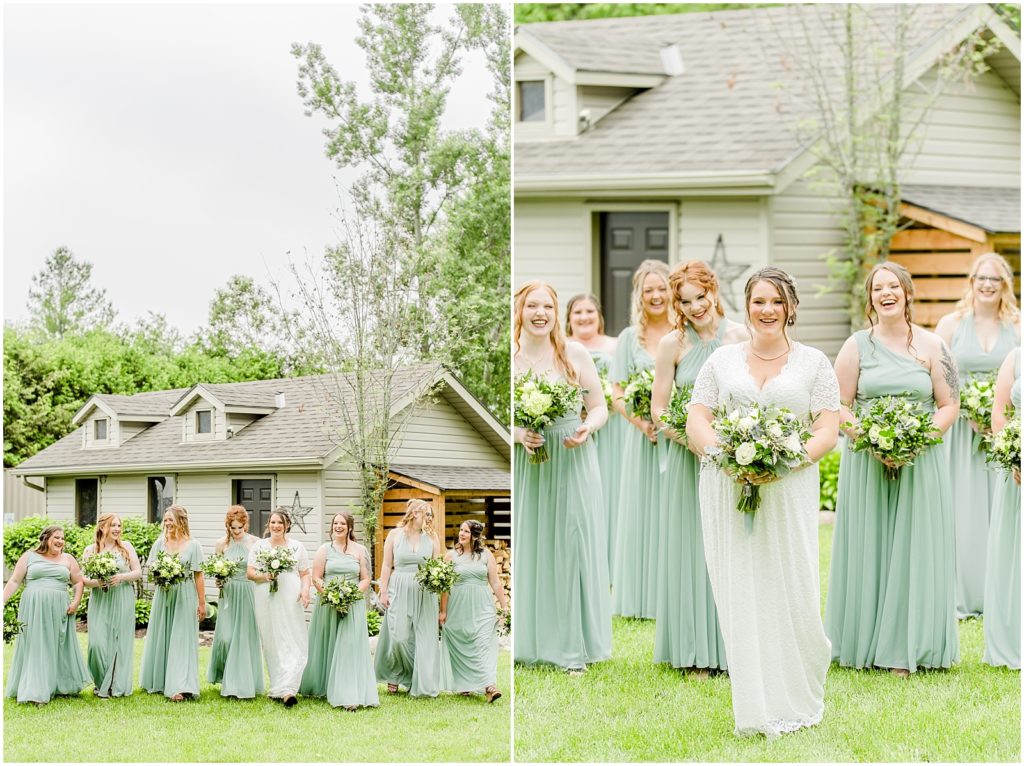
<box><xmin>74</xmin><ymin>585</ymin><xmax>91</xmax><ymax>620</ymax></box>
<box><xmin>819</xmin><ymin>449</ymin><xmax>841</xmax><ymax>511</ymax></box>
<box><xmin>366</xmin><ymin>607</ymin><xmax>382</xmax><ymax>637</ymax></box>
<box><xmin>5</xmin><ymin>588</ymin><xmax>23</xmax><ymax>616</ymax></box>
<box><xmin>120</xmin><ymin>518</ymin><xmax>161</xmax><ymax>563</ymax></box>
<box><xmin>3</xmin><ymin>515</ymin><xmax>160</xmax><ymax>570</ymax></box>
<box><xmin>3</xmin><ymin>516</ymin><xmax>54</xmax><ymax>570</ymax></box>
<box><xmin>134</xmin><ymin>597</ymin><xmax>152</xmax><ymax>627</ymax></box>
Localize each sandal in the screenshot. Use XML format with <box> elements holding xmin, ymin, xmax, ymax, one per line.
<box><xmin>387</xmin><ymin>683</ymin><xmax>399</xmax><ymax>694</ymax></box>
<box><xmin>566</xmin><ymin>666</ymin><xmax>587</xmax><ymax>677</ymax></box>
<box><xmin>889</xmin><ymin>668</ymin><xmax>911</xmax><ymax>679</ymax></box>
<box><xmin>344</xmin><ymin>705</ymin><xmax>358</xmax><ymax>712</ymax></box>
<box><xmin>169</xmin><ymin>693</ymin><xmax>185</xmax><ymax>702</ymax></box>
<box><xmin>484</xmin><ymin>685</ymin><xmax>502</xmax><ymax>703</ymax></box>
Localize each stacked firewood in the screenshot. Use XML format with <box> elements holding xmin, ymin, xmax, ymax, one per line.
<box><xmin>488</xmin><ymin>539</ymin><xmax>511</xmax><ymax>595</ymax></box>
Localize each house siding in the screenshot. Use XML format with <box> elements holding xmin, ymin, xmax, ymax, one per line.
<box><xmin>579</xmin><ymin>85</ymin><xmax>637</xmax><ymax>126</ymax></box>
<box><xmin>100</xmin><ymin>475</ymin><xmax>147</xmax><ymax>520</ymax></box>
<box><xmin>392</xmin><ymin>398</ymin><xmax>508</xmax><ymax>468</ymax></box>
<box><xmin>45</xmin><ymin>477</ymin><xmax>75</xmax><ymax>523</ymax></box>
<box><xmin>514</xmin><ymin>197</ymin><xmax>590</xmax><ymax>297</ymax></box>
<box><xmin>274</xmin><ymin>471</ymin><xmax>323</xmax><ymax>561</ymax></box>
<box><xmin>84</xmin><ymin>414</ymin><xmax>116</xmax><ymax>450</ymax></box>
<box><xmin>182</xmin><ymin>401</ymin><xmax>226</xmax><ymax>442</ymax></box>
<box><xmin>119</xmin><ymin>422</ymin><xmax>149</xmax><ymax>445</ymax></box>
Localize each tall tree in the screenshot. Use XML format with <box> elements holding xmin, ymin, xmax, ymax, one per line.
<box><xmin>26</xmin><ymin>246</ymin><xmax>115</xmax><ymax>338</ymax></box>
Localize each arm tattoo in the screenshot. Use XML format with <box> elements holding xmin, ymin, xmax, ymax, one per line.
<box><xmin>940</xmin><ymin>342</ymin><xmax>960</xmax><ymax>397</ymax></box>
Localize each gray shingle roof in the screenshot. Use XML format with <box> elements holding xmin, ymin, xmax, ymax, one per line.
<box><xmin>93</xmin><ymin>391</ymin><xmax>188</xmax><ymax>417</ymax></box>
<box><xmin>901</xmin><ymin>184</ymin><xmax>1021</xmax><ymax>233</ymax></box>
<box><xmin>516</xmin><ymin>5</ymin><xmax>971</xmax><ymax>177</ymax></box>
<box><xmin>16</xmin><ymin>366</ymin><xmax>442</xmax><ymax>473</ymax></box>
<box><xmin>390</xmin><ymin>464</ymin><xmax>511</xmax><ymax>492</ymax></box>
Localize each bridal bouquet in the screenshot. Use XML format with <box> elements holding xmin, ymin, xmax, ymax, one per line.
<box><xmin>513</xmin><ymin>371</ymin><xmax>584</xmax><ymax>464</ymax></box>
<box><xmin>706</xmin><ymin>401</ymin><xmax>812</xmax><ymax>515</ymax></box>
<box><xmin>985</xmin><ymin>416</ymin><xmax>1021</xmax><ymax>476</ymax></box>
<box><xmin>83</xmin><ymin>551</ymin><xmax>120</xmax><ymax>586</ymax></box>
<box><xmin>254</xmin><ymin>545</ymin><xmax>298</xmax><ymax>594</ymax></box>
<box><xmin>201</xmin><ymin>553</ymin><xmax>243</xmax><ymax>589</ymax></box>
<box><xmin>415</xmin><ymin>557</ymin><xmax>459</xmax><ymax>595</ymax></box>
<box><xmin>318</xmin><ymin>577</ymin><xmax>362</xmax><ymax>618</ymax></box>
<box><xmin>659</xmin><ymin>383</ymin><xmax>694</xmax><ymax>443</ymax></box>
<box><xmin>845</xmin><ymin>395</ymin><xmax>942</xmax><ymax>480</ymax></box>
<box><xmin>960</xmin><ymin>373</ymin><xmax>997</xmax><ymax>437</ymax></box>
<box><xmin>622</xmin><ymin>368</ymin><xmax>655</xmax><ymax>422</ymax></box>
<box><xmin>150</xmin><ymin>550</ymin><xmax>191</xmax><ymax>591</ymax></box>
<box><xmin>496</xmin><ymin>604</ymin><xmax>511</xmax><ymax>638</ymax></box>
<box><xmin>3</xmin><ymin>606</ymin><xmax>24</xmax><ymax>644</ymax></box>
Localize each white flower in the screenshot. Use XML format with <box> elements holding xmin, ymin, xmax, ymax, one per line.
<box><xmin>768</xmin><ymin>423</ymin><xmax>784</xmax><ymax>439</ymax></box>
<box><xmin>783</xmin><ymin>431</ymin><xmax>803</xmax><ymax>454</ymax></box>
<box><xmin>521</xmin><ymin>389</ymin><xmax>553</xmax><ymax>418</ymax></box>
<box><xmin>878</xmin><ymin>436</ymin><xmax>894</xmax><ymax>450</ymax></box>
<box><xmin>271</xmin><ymin>559</ymin><xmax>281</xmax><ymax>569</ymax></box>
<box><xmin>900</xmin><ymin>416</ymin><xmax>919</xmax><ymax>430</ymax></box>
<box><xmin>729</xmin><ymin>409</ymin><xmax>740</xmax><ymax>420</ymax></box>
<box><xmin>735</xmin><ymin>442</ymin><xmax>757</xmax><ymax>465</ymax></box>
<box><xmin>738</xmin><ymin>416</ymin><xmax>755</xmax><ymax>432</ymax></box>
<box><xmin>868</xmin><ymin>425</ymin><xmax>882</xmax><ymax>442</ymax></box>
<box><xmin>966</xmin><ymin>395</ymin><xmax>981</xmax><ymax>409</ymax></box>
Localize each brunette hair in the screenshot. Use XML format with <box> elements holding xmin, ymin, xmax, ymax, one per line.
<box><xmin>93</xmin><ymin>513</ymin><xmax>130</xmax><ymax>562</ymax></box>
<box><xmin>863</xmin><ymin>262</ymin><xmax>920</xmax><ymax>360</ymax></box>
<box><xmin>455</xmin><ymin>520</ymin><xmax>486</xmax><ymax>559</ymax></box>
<box><xmin>329</xmin><ymin>512</ymin><xmax>357</xmax><ymax>542</ymax></box>
<box><xmin>514</xmin><ymin>281</ymin><xmax>579</xmax><ymax>384</ymax></box>
<box><xmin>744</xmin><ymin>267</ymin><xmax>800</xmax><ymax>328</ymax></box>
<box><xmin>565</xmin><ymin>293</ymin><xmax>606</xmax><ymax>336</ymax></box>
<box><xmin>264</xmin><ymin>508</ymin><xmax>292</xmax><ymax>537</ymax></box>
<box><xmin>630</xmin><ymin>260</ymin><xmax>673</xmax><ymax>345</ymax></box>
<box><xmin>224</xmin><ymin>505</ymin><xmax>250</xmax><ymax>538</ymax></box>
<box><xmin>953</xmin><ymin>252</ymin><xmax>1019</xmax><ymax>324</ymax></box>
<box><xmin>669</xmin><ymin>260</ymin><xmax>725</xmax><ymax>333</ymax></box>
<box><xmin>163</xmin><ymin>505</ymin><xmax>191</xmax><ymax>540</ymax></box>
<box><xmin>35</xmin><ymin>525</ymin><xmax>64</xmax><ymax>555</ymax></box>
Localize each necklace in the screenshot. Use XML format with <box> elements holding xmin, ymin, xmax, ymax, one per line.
<box><xmin>749</xmin><ymin>340</ymin><xmax>791</xmax><ymax>362</ymax></box>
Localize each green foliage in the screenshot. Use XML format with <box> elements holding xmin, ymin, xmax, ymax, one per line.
<box><xmin>26</xmin><ymin>246</ymin><xmax>115</xmax><ymax>339</ymax></box>
<box><xmin>2</xmin><ymin>516</ymin><xmax>159</xmax><ymax>574</ymax></box>
<box><xmin>73</xmin><ymin>586</ymin><xmax>91</xmax><ymax>620</ymax></box>
<box><xmin>514</xmin><ymin>3</ymin><xmax>773</xmax><ymax>23</ymax></box>
<box><xmin>134</xmin><ymin>597</ymin><xmax>152</xmax><ymax>627</ymax></box>
<box><xmin>200</xmin><ymin>601</ymin><xmax>218</xmax><ymax>630</ymax></box>
<box><xmin>366</xmin><ymin>606</ymin><xmax>382</xmax><ymax>637</ymax></box>
<box><xmin>120</xmin><ymin>518</ymin><xmax>161</xmax><ymax>565</ymax></box>
<box><xmin>2</xmin><ymin>516</ymin><xmax>64</xmax><ymax>570</ymax></box>
<box><xmin>819</xmin><ymin>449</ymin><xmax>841</xmax><ymax>511</ymax></box>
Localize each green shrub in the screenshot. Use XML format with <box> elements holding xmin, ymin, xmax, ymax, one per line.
<box><xmin>819</xmin><ymin>449</ymin><xmax>841</xmax><ymax>511</ymax></box>
<box><xmin>134</xmin><ymin>597</ymin><xmax>152</xmax><ymax>627</ymax></box>
<box><xmin>366</xmin><ymin>607</ymin><xmax>381</xmax><ymax>637</ymax></box>
<box><xmin>3</xmin><ymin>516</ymin><xmax>53</xmax><ymax>570</ymax></box>
<box><xmin>5</xmin><ymin>588</ymin><xmax>23</xmax><ymax>616</ymax></box>
<box><xmin>120</xmin><ymin>518</ymin><xmax>161</xmax><ymax>563</ymax></box>
<box><xmin>2</xmin><ymin>515</ymin><xmax>160</xmax><ymax>570</ymax></box>
<box><xmin>74</xmin><ymin>586</ymin><xmax>91</xmax><ymax>620</ymax></box>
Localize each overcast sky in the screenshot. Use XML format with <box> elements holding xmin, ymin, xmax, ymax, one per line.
<box><xmin>3</xmin><ymin>3</ymin><xmax>493</xmax><ymax>336</ymax></box>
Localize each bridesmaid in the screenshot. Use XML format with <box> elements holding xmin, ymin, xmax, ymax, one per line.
<box><xmin>983</xmin><ymin>347</ymin><xmax>1020</xmax><ymax>669</ymax></box>
<box><xmin>140</xmin><ymin>505</ymin><xmax>206</xmax><ymax>700</ymax></box>
<box><xmin>3</xmin><ymin>526</ymin><xmax>91</xmax><ymax>704</ymax></box>
<box><xmin>935</xmin><ymin>252</ymin><xmax>1020</xmax><ymax>619</ymax></box>
<box><xmin>650</xmin><ymin>260</ymin><xmax>746</xmax><ymax>674</ymax></box>
<box><xmin>247</xmin><ymin>509</ymin><xmax>311</xmax><ymax>706</ymax></box>
<box><xmin>207</xmin><ymin>506</ymin><xmax>263</xmax><ymax>699</ymax></box>
<box><xmin>826</xmin><ymin>262</ymin><xmax>959</xmax><ymax>676</ymax></box>
<box><xmin>611</xmin><ymin>259</ymin><xmax>674</xmax><ymax>619</ymax></box>
<box><xmin>300</xmin><ymin>512</ymin><xmax>378</xmax><ymax>710</ymax></box>
<box><xmin>566</xmin><ymin>293</ymin><xmax>624</xmax><ymax>581</ymax></box>
<box><xmin>513</xmin><ymin>280</ymin><xmax>611</xmax><ymax>672</ymax></box>
<box><xmin>82</xmin><ymin>513</ymin><xmax>142</xmax><ymax>697</ymax></box>
<box><xmin>440</xmin><ymin>520</ymin><xmax>508</xmax><ymax>702</ymax></box>
<box><xmin>375</xmin><ymin>500</ymin><xmax>443</xmax><ymax>697</ymax></box>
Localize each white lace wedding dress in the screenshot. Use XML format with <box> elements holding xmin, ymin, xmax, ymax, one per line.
<box><xmin>690</xmin><ymin>341</ymin><xmax>839</xmax><ymax>738</ymax></box>
<box><xmin>249</xmin><ymin>537</ymin><xmax>309</xmax><ymax>698</ymax></box>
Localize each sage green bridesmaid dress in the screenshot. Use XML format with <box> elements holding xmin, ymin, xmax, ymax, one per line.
<box><xmin>948</xmin><ymin>314</ymin><xmax>1017</xmax><ymax>618</ymax></box>
<box><xmin>826</xmin><ymin>330</ymin><xmax>959</xmax><ymax>671</ymax></box>
<box><xmin>4</xmin><ymin>552</ymin><xmax>91</xmax><ymax>703</ymax></box>
<box><xmin>654</xmin><ymin>324</ymin><xmax>728</xmax><ymax>670</ymax></box>
<box><xmin>440</xmin><ymin>550</ymin><xmax>498</xmax><ymax>692</ymax></box>
<box><xmin>611</xmin><ymin>325</ymin><xmax>663</xmax><ymax>619</ymax></box>
<box><xmin>140</xmin><ymin>538</ymin><xmax>203</xmax><ymax>698</ymax></box>
<box><xmin>590</xmin><ymin>347</ymin><xmax>627</xmax><ymax>581</ymax></box>
<box><xmin>374</xmin><ymin>529</ymin><xmax>441</xmax><ymax>697</ymax></box>
<box><xmin>514</xmin><ymin>399</ymin><xmax>612</xmax><ymax>669</ymax></box>
<box><xmin>85</xmin><ymin>547</ymin><xmax>136</xmax><ymax>697</ymax></box>
<box><xmin>207</xmin><ymin>539</ymin><xmax>263</xmax><ymax>698</ymax></box>
<box><xmin>983</xmin><ymin>348</ymin><xmax>1020</xmax><ymax>669</ymax></box>
<box><xmin>301</xmin><ymin>544</ymin><xmax>379</xmax><ymax>707</ymax></box>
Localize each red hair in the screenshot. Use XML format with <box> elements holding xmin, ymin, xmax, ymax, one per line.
<box><xmin>668</xmin><ymin>260</ymin><xmax>725</xmax><ymax>332</ymax></box>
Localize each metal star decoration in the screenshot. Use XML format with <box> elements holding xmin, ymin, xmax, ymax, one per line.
<box><xmin>286</xmin><ymin>491</ymin><xmax>314</xmax><ymax>534</ymax></box>
<box><xmin>710</xmin><ymin>234</ymin><xmax>753</xmax><ymax>313</ymax></box>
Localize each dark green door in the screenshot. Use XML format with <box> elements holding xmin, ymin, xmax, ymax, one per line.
<box><xmin>600</xmin><ymin>212</ymin><xmax>670</xmax><ymax>335</ymax></box>
<box><xmin>234</xmin><ymin>479</ymin><xmax>273</xmax><ymax>535</ymax></box>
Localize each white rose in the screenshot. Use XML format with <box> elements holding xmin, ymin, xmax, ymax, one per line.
<box><xmin>966</xmin><ymin>395</ymin><xmax>981</xmax><ymax>409</ymax></box>
<box><xmin>878</xmin><ymin>436</ymin><xmax>894</xmax><ymax>450</ymax></box>
<box><xmin>735</xmin><ymin>442</ymin><xmax>757</xmax><ymax>465</ymax></box>
<box><xmin>729</xmin><ymin>409</ymin><xmax>740</xmax><ymax>420</ymax></box>
<box><xmin>868</xmin><ymin>425</ymin><xmax>882</xmax><ymax>442</ymax></box>
<box><xmin>521</xmin><ymin>389</ymin><xmax>553</xmax><ymax>418</ymax></box>
<box><xmin>768</xmin><ymin>423</ymin><xmax>784</xmax><ymax>439</ymax></box>
<box><xmin>271</xmin><ymin>559</ymin><xmax>281</xmax><ymax>569</ymax></box>
<box><xmin>738</xmin><ymin>417</ymin><xmax>755</xmax><ymax>432</ymax></box>
<box><xmin>783</xmin><ymin>431</ymin><xmax>804</xmax><ymax>454</ymax></box>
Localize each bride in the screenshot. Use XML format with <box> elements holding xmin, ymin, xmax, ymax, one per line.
<box><xmin>686</xmin><ymin>267</ymin><xmax>839</xmax><ymax>737</ymax></box>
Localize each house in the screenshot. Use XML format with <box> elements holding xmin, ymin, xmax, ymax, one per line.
<box><xmin>8</xmin><ymin>365</ymin><xmax>511</xmax><ymax>579</ymax></box>
<box><xmin>513</xmin><ymin>4</ymin><xmax>1021</xmax><ymax>356</ymax></box>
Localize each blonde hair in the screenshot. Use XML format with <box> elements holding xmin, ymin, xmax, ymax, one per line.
<box><xmin>94</xmin><ymin>513</ymin><xmax>130</xmax><ymax>562</ymax></box>
<box><xmin>399</xmin><ymin>500</ymin><xmax>436</xmax><ymax>536</ymax></box>
<box><xmin>514</xmin><ymin>281</ymin><xmax>579</xmax><ymax>385</ymax></box>
<box><xmin>630</xmin><ymin>260</ymin><xmax>672</xmax><ymax>345</ymax></box>
<box><xmin>953</xmin><ymin>252</ymin><xmax>1019</xmax><ymax>324</ymax></box>
<box><xmin>162</xmin><ymin>505</ymin><xmax>191</xmax><ymax>540</ymax></box>
<box><xmin>669</xmin><ymin>260</ymin><xmax>725</xmax><ymax>333</ymax></box>
<box><xmin>565</xmin><ymin>293</ymin><xmax>606</xmax><ymax>336</ymax></box>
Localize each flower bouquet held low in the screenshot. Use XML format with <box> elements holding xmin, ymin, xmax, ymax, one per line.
<box><xmin>659</xmin><ymin>383</ymin><xmax>694</xmax><ymax>444</ymax></box>
<box><xmin>254</xmin><ymin>545</ymin><xmax>298</xmax><ymax>594</ymax></box>
<box><xmin>150</xmin><ymin>550</ymin><xmax>191</xmax><ymax>591</ymax></box>
<box><xmin>622</xmin><ymin>368</ymin><xmax>655</xmax><ymax>423</ymax></box>
<box><xmin>3</xmin><ymin>606</ymin><xmax>24</xmax><ymax>644</ymax></box>
<box><xmin>844</xmin><ymin>395</ymin><xmax>942</xmax><ymax>480</ymax></box>
<box><xmin>985</xmin><ymin>415</ymin><xmax>1021</xmax><ymax>477</ymax></box>
<box><xmin>83</xmin><ymin>551</ymin><xmax>120</xmax><ymax>587</ymax></box>
<box><xmin>415</xmin><ymin>557</ymin><xmax>459</xmax><ymax>595</ymax></box>
<box><xmin>960</xmin><ymin>373</ymin><xmax>997</xmax><ymax>439</ymax></box>
<box><xmin>496</xmin><ymin>604</ymin><xmax>511</xmax><ymax>638</ymax></box>
<box><xmin>599</xmin><ymin>370</ymin><xmax>615</xmax><ymax>412</ymax></box>
<box><xmin>318</xmin><ymin>577</ymin><xmax>362</xmax><ymax>617</ymax></box>
<box><xmin>201</xmin><ymin>553</ymin><xmax>243</xmax><ymax>589</ymax></box>
<box><xmin>705</xmin><ymin>401</ymin><xmax>812</xmax><ymax>517</ymax></box>
<box><xmin>513</xmin><ymin>371</ymin><xmax>584</xmax><ymax>464</ymax></box>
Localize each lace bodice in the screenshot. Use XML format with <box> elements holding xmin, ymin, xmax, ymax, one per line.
<box><xmin>690</xmin><ymin>341</ymin><xmax>840</xmax><ymax>416</ymax></box>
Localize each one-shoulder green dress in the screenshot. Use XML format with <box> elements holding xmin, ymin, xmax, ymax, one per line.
<box><xmin>826</xmin><ymin>330</ymin><xmax>958</xmax><ymax>671</ymax></box>
<box><xmin>948</xmin><ymin>314</ymin><xmax>1017</xmax><ymax>618</ymax></box>
<box><xmin>654</xmin><ymin>324</ymin><xmax>728</xmax><ymax>670</ymax></box>
<box><xmin>374</xmin><ymin>529</ymin><xmax>440</xmax><ymax>697</ymax></box>
<box><xmin>207</xmin><ymin>539</ymin><xmax>264</xmax><ymax>698</ymax></box>
<box><xmin>590</xmin><ymin>347</ymin><xmax>627</xmax><ymax>581</ymax></box>
<box><xmin>301</xmin><ymin>543</ymin><xmax>379</xmax><ymax>707</ymax></box>
<box><xmin>85</xmin><ymin>547</ymin><xmax>136</xmax><ymax>697</ymax></box>
<box><xmin>140</xmin><ymin>538</ymin><xmax>203</xmax><ymax>698</ymax></box>
<box><xmin>441</xmin><ymin>550</ymin><xmax>498</xmax><ymax>692</ymax></box>
<box><xmin>4</xmin><ymin>552</ymin><xmax>91</xmax><ymax>703</ymax></box>
<box><xmin>514</xmin><ymin>396</ymin><xmax>612</xmax><ymax>669</ymax></box>
<box><xmin>983</xmin><ymin>348</ymin><xmax>1020</xmax><ymax>669</ymax></box>
<box><xmin>611</xmin><ymin>325</ymin><xmax>663</xmax><ymax>618</ymax></box>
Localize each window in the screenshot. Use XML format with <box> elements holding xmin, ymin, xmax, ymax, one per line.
<box><xmin>196</xmin><ymin>410</ymin><xmax>212</xmax><ymax>435</ymax></box>
<box><xmin>148</xmin><ymin>476</ymin><xmax>175</xmax><ymax>524</ymax></box>
<box><xmin>518</xmin><ymin>80</ymin><xmax>545</xmax><ymax>122</ymax></box>
<box><xmin>94</xmin><ymin>418</ymin><xmax>108</xmax><ymax>441</ymax></box>
<box><xmin>76</xmin><ymin>478</ymin><xmax>98</xmax><ymax>526</ymax></box>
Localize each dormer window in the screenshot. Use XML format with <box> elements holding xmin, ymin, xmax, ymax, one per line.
<box><xmin>94</xmin><ymin>419</ymin><xmax>108</xmax><ymax>441</ymax></box>
<box><xmin>196</xmin><ymin>410</ymin><xmax>212</xmax><ymax>435</ymax></box>
<box><xmin>518</xmin><ymin>80</ymin><xmax>545</xmax><ymax>122</ymax></box>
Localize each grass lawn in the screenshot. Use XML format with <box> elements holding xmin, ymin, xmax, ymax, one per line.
<box><xmin>514</xmin><ymin>524</ymin><xmax>1021</xmax><ymax>762</ymax></box>
<box><xmin>4</xmin><ymin>637</ymin><xmax>511</xmax><ymax>762</ymax></box>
